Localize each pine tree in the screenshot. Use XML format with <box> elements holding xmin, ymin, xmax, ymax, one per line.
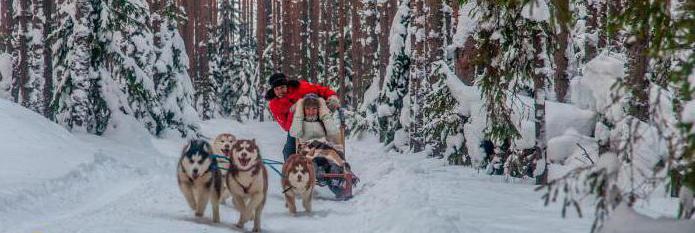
<box><xmin>152</xmin><ymin>0</ymin><xmax>200</xmax><ymax>137</ymax></box>
<box><xmin>50</xmin><ymin>0</ymin><xmax>110</xmax><ymax>134</ymax></box>
<box><xmin>539</xmin><ymin>1</ymin><xmax>695</xmax><ymax>228</ymax></box>
<box><xmin>465</xmin><ymin>0</ymin><xmax>553</xmax><ymax>179</ymax></box>
<box><xmin>195</xmin><ymin>34</ymin><xmax>221</xmax><ymax>120</ymax></box>
<box><xmin>214</xmin><ymin>0</ymin><xmax>239</xmax><ymax>118</ymax></box>
<box><xmin>421</xmin><ymin>62</ymin><xmax>470</xmax><ymax>164</ymax></box>
<box><xmin>97</xmin><ymin>0</ymin><xmax>161</xmax><ymax>133</ymax></box>
<box><xmin>373</xmin><ymin>0</ymin><xmax>411</xmax><ymax>145</ymax></box>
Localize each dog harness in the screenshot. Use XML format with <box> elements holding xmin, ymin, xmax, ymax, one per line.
<box><xmin>229</xmin><ymin>161</ymin><xmax>262</xmax><ymax>194</ymax></box>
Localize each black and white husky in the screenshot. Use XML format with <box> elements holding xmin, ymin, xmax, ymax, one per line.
<box><xmin>177</xmin><ymin>139</ymin><xmax>223</xmax><ymax>223</ymax></box>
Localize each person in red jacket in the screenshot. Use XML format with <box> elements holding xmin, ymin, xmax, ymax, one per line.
<box><xmin>265</xmin><ymin>73</ymin><xmax>339</xmax><ymax>160</ymax></box>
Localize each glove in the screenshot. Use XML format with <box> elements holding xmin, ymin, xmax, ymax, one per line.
<box><xmin>327</xmin><ymin>96</ymin><xmax>340</xmax><ymax>111</ymax></box>
<box><xmin>318</xmin><ymin>98</ymin><xmax>330</xmax><ymax>117</ymax></box>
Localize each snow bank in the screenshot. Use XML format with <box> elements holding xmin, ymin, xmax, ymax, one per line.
<box><xmin>575</xmin><ymin>54</ymin><xmax>625</xmax><ymax>113</ymax></box>
<box><xmin>546</xmin><ymin>101</ymin><xmax>596</xmax><ymax>139</ymax></box>
<box><xmin>0</xmin><ymin>99</ymin><xmax>95</xmax><ymax>187</ymax></box>
<box><xmin>597</xmin><ymin>152</ymin><xmax>620</xmax><ymax>175</ymax></box>
<box><xmin>510</xmin><ymin>95</ymin><xmax>536</xmax><ymax>149</ymax></box>
<box><xmin>547</xmin><ymin>129</ymin><xmax>598</xmax><ymax>164</ymax></box>
<box><xmin>600</xmin><ymin>203</ymin><xmax>695</xmax><ymax>233</ymax></box>
<box><xmin>683</xmin><ymin>101</ymin><xmax>695</xmax><ymax>124</ymax></box>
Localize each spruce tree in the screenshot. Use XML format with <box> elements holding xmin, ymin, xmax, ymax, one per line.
<box><xmin>51</xmin><ymin>0</ymin><xmax>110</xmax><ymax>134</ymax></box>
<box><xmin>373</xmin><ymin>0</ymin><xmax>411</xmax><ymax>144</ymax></box>
<box><xmin>152</xmin><ymin>0</ymin><xmax>200</xmax><ymax>137</ymax></box>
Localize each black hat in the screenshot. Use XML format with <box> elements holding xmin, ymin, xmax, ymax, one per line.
<box><xmin>265</xmin><ymin>73</ymin><xmax>300</xmax><ymax>100</ymax></box>
<box><xmin>268</xmin><ymin>73</ymin><xmax>288</xmax><ymax>89</ymax></box>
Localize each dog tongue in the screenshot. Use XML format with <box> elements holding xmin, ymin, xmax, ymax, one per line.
<box><xmin>240</xmin><ymin>158</ymin><xmax>249</xmax><ymax>166</ymax></box>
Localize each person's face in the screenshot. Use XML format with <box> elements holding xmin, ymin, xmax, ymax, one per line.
<box><xmin>273</xmin><ymin>85</ymin><xmax>288</xmax><ymax>98</ymax></box>
<box><xmin>304</xmin><ymin>106</ymin><xmax>319</xmax><ymax>118</ymax></box>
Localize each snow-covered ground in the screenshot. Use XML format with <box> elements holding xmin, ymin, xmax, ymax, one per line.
<box><xmin>0</xmin><ymin>99</ymin><xmax>680</xmax><ymax>233</ymax></box>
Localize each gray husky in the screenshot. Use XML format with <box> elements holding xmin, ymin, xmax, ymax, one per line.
<box><xmin>177</xmin><ymin>139</ymin><xmax>223</xmax><ymax>222</ymax></box>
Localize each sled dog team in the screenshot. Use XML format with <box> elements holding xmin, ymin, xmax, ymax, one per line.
<box><xmin>177</xmin><ymin>133</ymin><xmax>326</xmax><ymax>232</ymax></box>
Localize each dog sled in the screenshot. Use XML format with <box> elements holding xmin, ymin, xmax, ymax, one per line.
<box><xmin>296</xmin><ymin>108</ymin><xmax>359</xmax><ymax>200</ymax></box>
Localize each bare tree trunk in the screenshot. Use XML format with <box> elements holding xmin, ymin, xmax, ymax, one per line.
<box><xmin>455</xmin><ymin>37</ymin><xmax>476</xmax><ymax>85</ymax></box>
<box><xmin>426</xmin><ymin>0</ymin><xmax>443</xmax><ymax>65</ymax></box>
<box><xmin>377</xmin><ymin>0</ymin><xmax>394</xmax><ymax>87</ymax></box>
<box><xmin>0</xmin><ymin>0</ymin><xmax>11</xmax><ymax>51</ymax></box>
<box><xmin>553</xmin><ymin>0</ymin><xmax>569</xmax><ymax>102</ymax></box>
<box><xmin>241</xmin><ymin>0</ymin><xmax>247</xmax><ymax>43</ymax></box>
<box><xmin>626</xmin><ymin>16</ymin><xmax>650</xmax><ymax>122</ymax></box>
<box><xmin>197</xmin><ymin>0</ymin><xmax>216</xmax><ymax>79</ymax></box>
<box><xmin>308</xmin><ymin>0</ymin><xmax>320</xmax><ymax>83</ymax></box>
<box><xmin>42</xmin><ymin>0</ymin><xmax>54</xmax><ymax>116</ymax></box>
<box><xmin>290</xmin><ymin>1</ymin><xmax>301</xmax><ymax>78</ymax></box>
<box><xmin>350</xmin><ymin>0</ymin><xmax>362</xmax><ymax>89</ymax></box>
<box><xmin>408</xmin><ymin>0</ymin><xmax>426</xmax><ymax>152</ymax></box>
<box><xmin>281</xmin><ymin>0</ymin><xmax>292</xmax><ymax>75</ymax></box>
<box><xmin>273</xmin><ymin>0</ymin><xmax>281</xmax><ymax>72</ymax></box>
<box><xmin>317</xmin><ymin>0</ymin><xmax>335</xmax><ymax>85</ymax></box>
<box><xmin>338</xmin><ymin>0</ymin><xmax>346</xmax><ymax>99</ymax></box>
<box><xmin>178</xmin><ymin>0</ymin><xmax>198</xmax><ymax>80</ymax></box>
<box><xmin>11</xmin><ymin>0</ymin><xmax>29</xmax><ymax>104</ymax></box>
<box><xmin>533</xmin><ymin>33</ymin><xmax>548</xmax><ymax>185</ymax></box>
<box><xmin>249</xmin><ymin>0</ymin><xmax>254</xmax><ymax>46</ymax></box>
<box><xmin>320</xmin><ymin>0</ymin><xmax>331</xmax><ymax>85</ymax></box>
<box><xmin>585</xmin><ymin>0</ymin><xmax>607</xmax><ymax>62</ymax></box>
<box><xmin>359</xmin><ymin>0</ymin><xmax>378</xmax><ymax>106</ymax></box>
<box><xmin>258</xmin><ymin>0</ymin><xmax>267</xmax><ymax>78</ymax></box>
<box><xmin>298</xmin><ymin>0</ymin><xmax>309</xmax><ymax>79</ymax></box>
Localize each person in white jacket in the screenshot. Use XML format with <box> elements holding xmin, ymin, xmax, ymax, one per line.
<box><xmin>289</xmin><ymin>94</ymin><xmax>341</xmax><ymax>146</ymax></box>
<box><xmin>290</xmin><ymin>94</ymin><xmax>348</xmax><ymax>198</ymax></box>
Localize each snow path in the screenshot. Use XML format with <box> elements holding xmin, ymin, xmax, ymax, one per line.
<box><xmin>1</xmin><ymin>120</ymin><xmax>592</xmax><ymax>233</ymax></box>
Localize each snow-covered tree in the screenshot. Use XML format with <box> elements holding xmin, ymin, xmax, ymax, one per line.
<box><xmin>540</xmin><ymin>1</ymin><xmax>695</xmax><ymax>230</ymax></box>
<box><xmin>97</xmin><ymin>0</ymin><xmax>161</xmax><ymax>133</ymax></box>
<box><xmin>351</xmin><ymin>0</ymin><xmax>411</xmax><ymax>142</ymax></box>
<box><xmin>9</xmin><ymin>0</ymin><xmax>51</xmax><ymax>115</ymax></box>
<box><xmin>465</xmin><ymin>0</ymin><xmax>554</xmax><ymax>179</ymax></box>
<box><xmin>51</xmin><ymin>0</ymin><xmax>110</xmax><ymax>134</ymax></box>
<box><xmin>152</xmin><ymin>0</ymin><xmax>200</xmax><ymax>137</ymax></box>
<box><xmin>422</xmin><ymin>62</ymin><xmax>469</xmax><ymax>164</ymax></box>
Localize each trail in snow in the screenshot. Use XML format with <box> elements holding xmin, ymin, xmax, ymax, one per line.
<box><xmin>1</xmin><ymin>117</ymin><xmax>595</xmax><ymax>233</ymax></box>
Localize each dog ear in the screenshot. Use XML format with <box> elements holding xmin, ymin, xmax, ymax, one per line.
<box><xmin>182</xmin><ymin>140</ymin><xmax>193</xmax><ymax>154</ymax></box>
<box><xmin>203</xmin><ymin>141</ymin><xmax>212</xmax><ymax>154</ymax></box>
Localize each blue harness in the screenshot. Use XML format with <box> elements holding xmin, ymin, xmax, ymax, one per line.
<box><xmin>209</xmin><ymin>154</ymin><xmax>285</xmax><ymax>177</ymax></box>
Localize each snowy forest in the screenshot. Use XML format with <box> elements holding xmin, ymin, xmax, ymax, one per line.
<box><xmin>1</xmin><ymin>0</ymin><xmax>694</xmax><ymax>232</ymax></box>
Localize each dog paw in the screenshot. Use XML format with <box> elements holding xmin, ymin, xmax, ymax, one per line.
<box><xmin>252</xmin><ymin>227</ymin><xmax>261</xmax><ymax>232</ymax></box>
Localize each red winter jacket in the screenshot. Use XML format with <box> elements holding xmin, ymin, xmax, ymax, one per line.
<box><xmin>269</xmin><ymin>80</ymin><xmax>337</xmax><ymax>131</ymax></box>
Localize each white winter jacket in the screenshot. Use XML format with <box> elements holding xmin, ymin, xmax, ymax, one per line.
<box><xmin>289</xmin><ymin>98</ymin><xmax>340</xmax><ymax>144</ymax></box>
